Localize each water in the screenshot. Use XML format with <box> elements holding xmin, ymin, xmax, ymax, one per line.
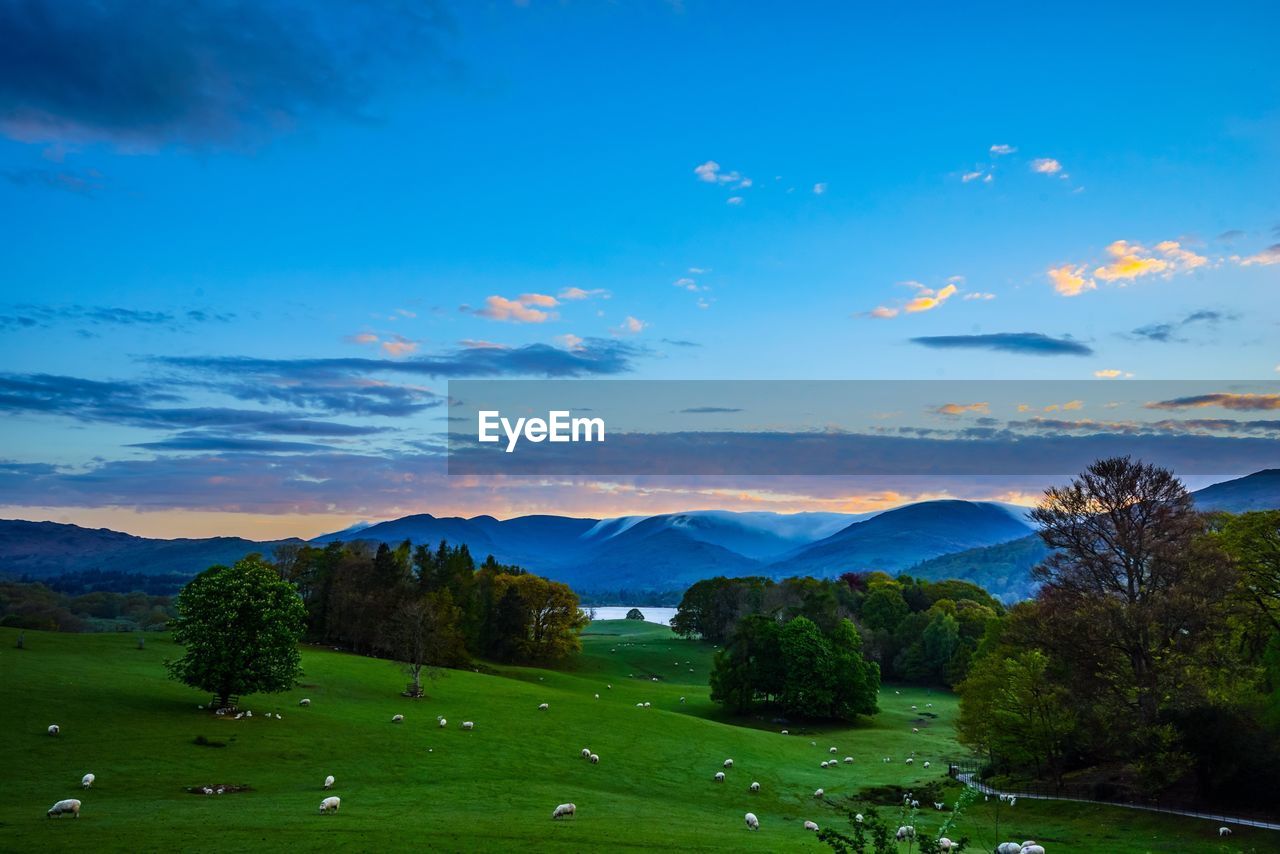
<box><xmin>586</xmin><ymin>606</ymin><xmax>678</xmax><ymax>626</ymax></box>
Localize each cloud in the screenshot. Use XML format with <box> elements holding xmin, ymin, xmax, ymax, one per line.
<box><xmin>558</xmin><ymin>287</ymin><xmax>609</xmax><ymax>301</ymax></box>
<box><xmin>693</xmin><ymin>160</ymin><xmax>748</xmax><ymax>187</ymax></box>
<box><xmin>473</xmin><ymin>294</ymin><xmax>559</xmax><ymax>323</ymax></box>
<box><xmin>662</xmin><ymin>338</ymin><xmax>701</xmax><ymax>347</ymax></box>
<box><xmin>990</xmin><ymin>144</ymin><xmax>1016</xmax><ymax>156</ymax></box>
<box><xmin>1129</xmin><ymin>309</ymin><xmax>1230</xmax><ymax>343</ymax></box>
<box><xmin>0</xmin><ymin>303</ymin><xmax>235</xmax><ymax>333</ymax></box>
<box><xmin>380</xmin><ymin>334</ymin><xmax>419</xmax><ymax>357</ymax></box>
<box><xmin>0</xmin><ymin>0</ymin><xmax>453</xmax><ymax>149</ymax></box>
<box><xmin>935</xmin><ymin>402</ymin><xmax>990</xmax><ymax>416</ymax></box>
<box><xmin>1046</xmin><ymin>264</ymin><xmax>1095</xmax><ymax>297</ymax></box>
<box><xmin>618</xmin><ymin>316</ymin><xmax>647</xmax><ymax>334</ymax></box>
<box><xmin>961</xmin><ymin>170</ymin><xmax>988</xmax><ymax>184</ymax></box>
<box><xmin>962</xmin><ymin>292</ymin><xmax>995</xmax><ymax>301</ymax></box>
<box><xmin>130</xmin><ymin>434</ymin><xmax>336</xmax><ymax>453</ymax></box>
<box><xmin>813</xmin><ymin>182</ymin><xmax>827</xmax><ymax>195</ymax></box>
<box><xmin>1236</xmin><ymin>243</ymin><xmax>1280</xmax><ymax>266</ymax></box>
<box><xmin>680</xmin><ymin>406</ymin><xmax>743</xmax><ymax>414</ymax></box>
<box><xmin>911</xmin><ymin>332</ymin><xmax>1093</xmax><ymax>356</ymax></box>
<box><xmin>866</xmin><ymin>279</ymin><xmax>962</xmax><ymax>318</ymax></box>
<box><xmin>1030</xmin><ymin>158</ymin><xmax>1063</xmax><ymax>174</ymax></box>
<box><xmin>1146</xmin><ymin>393</ymin><xmax>1280</xmax><ymax>412</ymax></box>
<box><xmin>868</xmin><ymin>306</ymin><xmax>899</xmax><ymax>319</ymax></box>
<box><xmin>1049</xmin><ymin>239</ymin><xmax>1209</xmax><ymax>296</ymax></box>
<box><xmin>554</xmin><ymin>333</ymin><xmax>584</xmax><ymax>351</ymax></box>
<box><xmin>1094</xmin><ymin>369</ymin><xmax>1133</xmax><ymax>378</ymax></box>
<box><xmin>726</xmin><ymin>196</ymin><xmax>744</xmax><ymax>206</ymax></box>
<box><xmin>673</xmin><ymin>277</ymin><xmax>704</xmax><ymax>292</ymax></box>
<box><xmin>346</xmin><ymin>332</ymin><xmax>379</xmax><ymax>345</ymax></box>
<box><xmin>1216</xmin><ymin>229</ymin><xmax>1246</xmax><ymax>242</ymax></box>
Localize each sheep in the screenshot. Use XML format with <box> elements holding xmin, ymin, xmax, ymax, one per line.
<box><xmin>439</xmin><ymin>718</ymin><xmax>447</xmax><ymax>728</ymax></box>
<box><xmin>1020</xmin><ymin>846</ymin><xmax>1045</xmax><ymax>854</ymax></box>
<box><xmin>1009</xmin><ymin>797</ymin><xmax>1017</xmax><ymax>806</ymax></box>
<box><xmin>723</xmin><ymin>758</ymin><xmax>733</xmax><ymax>768</ymax></box>
<box><xmin>643</xmin><ymin>702</ymin><xmax>651</xmax><ymax>708</ymax></box>
<box><xmin>911</xmin><ymin>704</ymin><xmax>918</xmax><ymax>711</ymax></box>
<box><xmin>47</xmin><ymin>799</ymin><xmax>81</xmax><ymax>818</ymax></box>
<box><xmin>636</xmin><ymin>703</ymin><xmax>645</xmax><ymax>708</ymax></box>
<box><xmin>461</xmin><ymin>721</ymin><xmax>474</xmax><ymax>730</ymax></box>
<box><xmin>680</xmin><ymin>697</ymin><xmax>686</xmax><ymax>703</ymax></box>
<box><xmin>938</xmin><ymin>838</ymin><xmax>954</xmax><ymax>852</ymax></box>
<box><xmin>748</xmin><ymin>781</ymin><xmax>760</xmax><ymax>793</ymax></box>
<box><xmin>828</xmin><ymin>746</ymin><xmax>838</xmax><ymax>754</ymax></box>
<box><xmin>299</xmin><ymin>698</ymin><xmax>311</xmax><ymax>706</ymax></box>
<box><xmin>538</xmin><ymin>703</ymin><xmax>549</xmax><ymax>711</ymax></box>
<box><xmin>820</xmin><ymin>761</ymin><xmax>829</xmax><ymax>768</ymax></box>
<box><xmin>391</xmin><ymin>714</ymin><xmax>404</xmax><ymax>723</ymax></box>
<box><xmin>912</xmin><ymin>727</ymin><xmax>919</xmax><ymax>733</ymax></box>
<box><xmin>594</xmin><ymin>693</ymin><xmax>599</xmax><ymax>700</ymax></box>
<box><xmin>997</xmin><ymin>844</ymin><xmax>1022</xmax><ymax>854</ymax></box>
<box><xmin>854</xmin><ymin>813</ymin><xmax>863</xmax><ymax>823</ymax></box>
<box><xmin>319</xmin><ymin>796</ymin><xmax>341</xmax><ymax>813</ymax></box>
<box><xmin>589</xmin><ymin>754</ymin><xmax>600</xmax><ymax>764</ymax></box>
<box><xmin>843</xmin><ymin>757</ymin><xmax>854</xmax><ymax>764</ymax></box>
<box><xmin>895</xmin><ymin>825</ymin><xmax>915</xmax><ymax>841</ymax></box>
<box><xmin>552</xmin><ymin>803</ymin><xmax>576</xmax><ymax>820</ymax></box>
<box><xmin>714</xmin><ymin>772</ymin><xmax>725</xmax><ymax>782</ymax></box>
<box><xmin>933</xmin><ymin>802</ymin><xmax>944</xmax><ymax>810</ymax></box>
<box><xmin>780</xmin><ymin>729</ymin><xmax>789</xmax><ymax>735</ymax></box>
<box><xmin>883</xmin><ymin>757</ymin><xmax>891</xmax><ymax>763</ymax></box>
<box><xmin>1219</xmin><ymin>827</ymin><xmax>1232</xmax><ymax>837</ymax></box>
<box><xmin>324</xmin><ymin>775</ymin><xmax>335</xmax><ymax>790</ymax></box>
<box><xmin>910</xmin><ymin>800</ymin><xmax>920</xmax><ymax>809</ymax></box>
<box><xmin>923</xmin><ymin>761</ymin><xmax>931</xmax><ymax>768</ymax></box>
<box><xmin>804</xmin><ymin>820</ymin><xmax>819</xmax><ymax>832</ymax></box>
<box><xmin>581</xmin><ymin>748</ymin><xmax>591</xmax><ymax>758</ymax></box>
<box><xmin>744</xmin><ymin>812</ymin><xmax>759</xmax><ymax>831</ymax></box>
<box><xmin>813</xmin><ymin>788</ymin><xmax>824</xmax><ymax>798</ymax></box>
<box><xmin>926</xmin><ymin>702</ymin><xmax>933</xmax><ymax>708</ymax></box>
<box><xmin>905</xmin><ymin>758</ymin><xmax>914</xmax><ymax>764</ymax></box>
<box><xmin>81</xmin><ymin>773</ymin><xmax>94</xmax><ymax>789</ymax></box>
<box><xmin>48</xmin><ymin>724</ymin><xmax>60</xmax><ymax>736</ymax></box>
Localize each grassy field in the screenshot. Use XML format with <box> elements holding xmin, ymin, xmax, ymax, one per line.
<box><xmin>1</xmin><ymin>621</ymin><xmax>1276</xmax><ymax>852</ymax></box>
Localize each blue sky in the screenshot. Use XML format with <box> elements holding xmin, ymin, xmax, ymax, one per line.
<box><xmin>1</xmin><ymin>0</ymin><xmax>1278</xmax><ymax>537</ymax></box>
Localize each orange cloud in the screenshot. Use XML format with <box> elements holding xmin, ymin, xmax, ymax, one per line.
<box><xmin>1047</xmin><ymin>264</ymin><xmax>1095</xmax><ymax>296</ymax></box>
<box><xmin>475</xmin><ymin>294</ymin><xmax>559</xmax><ymax>323</ymax></box>
<box><xmin>935</xmin><ymin>401</ymin><xmax>990</xmax><ymax>416</ymax></box>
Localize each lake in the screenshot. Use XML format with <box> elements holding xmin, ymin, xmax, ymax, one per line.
<box><xmin>587</xmin><ymin>606</ymin><xmax>678</xmax><ymax>626</ymax></box>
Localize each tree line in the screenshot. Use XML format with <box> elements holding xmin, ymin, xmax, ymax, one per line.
<box><xmin>956</xmin><ymin>457</ymin><xmax>1280</xmax><ymax>812</ymax></box>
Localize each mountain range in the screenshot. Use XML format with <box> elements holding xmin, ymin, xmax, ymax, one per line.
<box><xmin>3</xmin><ymin>469</ymin><xmax>1277</xmax><ymax>601</ymax></box>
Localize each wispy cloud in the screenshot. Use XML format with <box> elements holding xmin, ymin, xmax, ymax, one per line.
<box><xmin>1048</xmin><ymin>239</ymin><xmax>1209</xmax><ymax>296</ymax></box>
<box><xmin>911</xmin><ymin>332</ymin><xmax>1093</xmax><ymax>356</ymax></box>
<box><xmin>558</xmin><ymin>287</ymin><xmax>610</xmax><ymax>301</ymax></box>
<box><xmin>813</xmin><ymin>182</ymin><xmax>828</xmax><ymax>195</ymax></box>
<box><xmin>866</xmin><ymin>278</ymin><xmax>964</xmax><ymax>318</ymax></box>
<box><xmin>935</xmin><ymin>402</ymin><xmax>990</xmax><ymax>416</ymax></box>
<box><xmin>1146</xmin><ymin>393</ymin><xmax>1280</xmax><ymax>412</ymax></box>
<box><xmin>618</xmin><ymin>316</ymin><xmax>647</xmax><ymax>334</ymax></box>
<box><xmin>1030</xmin><ymin>157</ymin><xmax>1064</xmax><ymax>175</ymax></box>
<box><xmin>473</xmin><ymin>294</ymin><xmax>559</xmax><ymax>323</ymax></box>
<box><xmin>0</xmin><ymin>304</ymin><xmax>236</xmax><ymax>333</ymax></box>
<box><xmin>1129</xmin><ymin>309</ymin><xmax>1231</xmax><ymax>343</ymax></box>
<box><xmin>1094</xmin><ymin>369</ymin><xmax>1133</xmax><ymax>378</ymax></box>
<box><xmin>693</xmin><ymin>160</ymin><xmax>750</xmax><ymax>188</ymax></box>
<box><xmin>1235</xmin><ymin>243</ymin><xmax>1280</xmax><ymax>266</ymax></box>
<box><xmin>990</xmin><ymin>144</ymin><xmax>1016</xmax><ymax>156</ymax></box>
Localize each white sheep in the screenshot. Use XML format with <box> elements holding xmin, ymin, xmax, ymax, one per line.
<box><xmin>324</xmin><ymin>775</ymin><xmax>335</xmax><ymax>790</ymax></box>
<box><xmin>462</xmin><ymin>721</ymin><xmax>474</xmax><ymax>730</ymax></box>
<box><xmin>552</xmin><ymin>803</ymin><xmax>576</xmax><ymax>819</ymax></box>
<box><xmin>923</xmin><ymin>761</ymin><xmax>931</xmax><ymax>768</ymax></box>
<box><xmin>391</xmin><ymin>714</ymin><xmax>404</xmax><ymax>723</ymax></box>
<box><xmin>895</xmin><ymin>825</ymin><xmax>915</xmax><ymax>840</ymax></box>
<box><xmin>883</xmin><ymin>757</ymin><xmax>891</xmax><ymax>763</ymax></box>
<box><xmin>1020</xmin><ymin>846</ymin><xmax>1045</xmax><ymax>854</ymax></box>
<box><xmin>854</xmin><ymin>813</ymin><xmax>863</xmax><ymax>823</ymax></box>
<box><xmin>804</xmin><ymin>820</ymin><xmax>819</xmax><ymax>832</ymax></box>
<box><xmin>905</xmin><ymin>758</ymin><xmax>913</xmax><ymax>764</ymax></box>
<box><xmin>680</xmin><ymin>697</ymin><xmax>686</xmax><ymax>703</ymax></box>
<box><xmin>1219</xmin><ymin>827</ymin><xmax>1232</xmax><ymax>837</ymax></box>
<box><xmin>813</xmin><ymin>788</ymin><xmax>824</xmax><ymax>798</ymax></box>
<box><xmin>843</xmin><ymin>756</ymin><xmax>854</xmax><ymax>764</ymax></box>
<box><xmin>299</xmin><ymin>698</ymin><xmax>311</xmax><ymax>706</ymax></box>
<box><xmin>538</xmin><ymin>703</ymin><xmax>549</xmax><ymax>711</ymax></box>
<box><xmin>589</xmin><ymin>753</ymin><xmax>600</xmax><ymax>764</ymax></box>
<box><xmin>81</xmin><ymin>773</ymin><xmax>94</xmax><ymax>789</ymax></box>
<box><xmin>636</xmin><ymin>703</ymin><xmax>644</xmax><ymax>708</ymax></box>
<box><xmin>581</xmin><ymin>748</ymin><xmax>591</xmax><ymax>758</ymax></box>
<box><xmin>829</xmin><ymin>746</ymin><xmax>838</xmax><ymax>754</ymax></box>
<box><xmin>47</xmin><ymin>799</ymin><xmax>80</xmax><ymax>818</ymax></box>
<box><xmin>938</xmin><ymin>838</ymin><xmax>954</xmax><ymax>852</ymax></box>
<box><xmin>749</xmin><ymin>781</ymin><xmax>760</xmax><ymax>792</ymax></box>
<box><xmin>714</xmin><ymin>772</ymin><xmax>725</xmax><ymax>782</ymax></box>
<box><xmin>933</xmin><ymin>801</ymin><xmax>944</xmax><ymax>810</ymax></box>
<box><xmin>780</xmin><ymin>729</ymin><xmax>789</xmax><ymax>735</ymax></box>
<box><xmin>997</xmin><ymin>844</ymin><xmax>1022</xmax><ymax>854</ymax></box>
<box><xmin>48</xmin><ymin>724</ymin><xmax>60</xmax><ymax>736</ymax></box>
<box><xmin>1009</xmin><ymin>797</ymin><xmax>1017</xmax><ymax>806</ymax></box>
<box><xmin>820</xmin><ymin>761</ymin><xmax>829</xmax><ymax>768</ymax></box>
<box><xmin>723</xmin><ymin>758</ymin><xmax>733</xmax><ymax>768</ymax></box>
<box><xmin>317</xmin><ymin>796</ymin><xmax>341</xmax><ymax>814</ymax></box>
<box><xmin>643</xmin><ymin>702</ymin><xmax>651</xmax><ymax>708</ymax></box>
<box><xmin>912</xmin><ymin>727</ymin><xmax>919</xmax><ymax>733</ymax></box>
<box><xmin>744</xmin><ymin>812</ymin><xmax>759</xmax><ymax>831</ymax></box>
<box><xmin>594</xmin><ymin>694</ymin><xmax>599</xmax><ymax>700</ymax></box>
<box><xmin>439</xmin><ymin>718</ymin><xmax>447</xmax><ymax>728</ymax></box>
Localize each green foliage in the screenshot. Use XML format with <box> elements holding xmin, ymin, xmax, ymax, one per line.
<box><xmin>625</xmin><ymin>607</ymin><xmax>645</xmax><ymax>620</ymax></box>
<box><xmin>166</xmin><ymin>555</ymin><xmax>306</xmax><ymax>706</ymax></box>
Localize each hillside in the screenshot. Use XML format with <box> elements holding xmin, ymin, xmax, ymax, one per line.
<box><xmin>908</xmin><ymin>534</ymin><xmax>1051</xmax><ymax>602</ymax></box>
<box><xmin>1192</xmin><ymin>469</ymin><xmax>1280</xmax><ymax>513</ymax></box>
<box><xmin>0</xmin><ymin>624</ymin><xmax>1259</xmax><ymax>852</ymax></box>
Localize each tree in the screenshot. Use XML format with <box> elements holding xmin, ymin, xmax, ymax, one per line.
<box><xmin>388</xmin><ymin>591</ymin><xmax>466</xmax><ymax>696</ymax></box>
<box><xmin>625</xmin><ymin>607</ymin><xmax>645</xmax><ymax>621</ymax></box>
<box><xmin>1215</xmin><ymin>510</ymin><xmax>1280</xmax><ymax>633</ymax></box>
<box><xmin>166</xmin><ymin>556</ymin><xmax>306</xmax><ymax>709</ymax></box>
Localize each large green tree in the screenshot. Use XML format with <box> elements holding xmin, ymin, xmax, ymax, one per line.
<box><xmin>167</xmin><ymin>556</ymin><xmax>307</xmax><ymax>709</ymax></box>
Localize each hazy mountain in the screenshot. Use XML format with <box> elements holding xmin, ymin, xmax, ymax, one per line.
<box><xmin>1191</xmin><ymin>469</ymin><xmax>1280</xmax><ymax>513</ymax></box>
<box><xmin>907</xmin><ymin>534</ymin><xmax>1050</xmax><ymax>602</ymax></box>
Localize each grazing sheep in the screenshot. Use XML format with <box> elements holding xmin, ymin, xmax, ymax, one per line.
<box><xmin>1021</xmin><ymin>846</ymin><xmax>1045</xmax><ymax>854</ymax></box>
<box><xmin>461</xmin><ymin>721</ymin><xmax>474</xmax><ymax>730</ymax></box>
<box><xmin>911</xmin><ymin>705</ymin><xmax>918</xmax><ymax>711</ymax></box>
<box><xmin>854</xmin><ymin>813</ymin><xmax>863</xmax><ymax>823</ymax></box>
<box><xmin>299</xmin><ymin>698</ymin><xmax>311</xmax><ymax>706</ymax></box>
<box><xmin>804</xmin><ymin>820</ymin><xmax>819</xmax><ymax>832</ymax></box>
<box><xmin>1219</xmin><ymin>827</ymin><xmax>1232</xmax><ymax>837</ymax></box>
<box><xmin>324</xmin><ymin>775</ymin><xmax>335</xmax><ymax>790</ymax></box>
<box><xmin>938</xmin><ymin>838</ymin><xmax>954</xmax><ymax>852</ymax></box>
<box><xmin>912</xmin><ymin>727</ymin><xmax>919</xmax><ymax>733</ymax></box>
<box><xmin>643</xmin><ymin>702</ymin><xmax>651</xmax><ymax>708</ymax></box>
<box><xmin>910</xmin><ymin>800</ymin><xmax>920</xmax><ymax>808</ymax></box>
<box><xmin>780</xmin><ymin>730</ymin><xmax>789</xmax><ymax>735</ymax></box>
<box><xmin>439</xmin><ymin>718</ymin><xmax>447</xmax><ymax>728</ymax></box>
<box><xmin>895</xmin><ymin>825</ymin><xmax>915</xmax><ymax>841</ymax></box>
<box><xmin>813</xmin><ymin>788</ymin><xmax>824</xmax><ymax>798</ymax></box>
<box><xmin>926</xmin><ymin>703</ymin><xmax>933</xmax><ymax>708</ymax></box>
<box><xmin>680</xmin><ymin>697</ymin><xmax>686</xmax><ymax>703</ymax></box>
<box><xmin>997</xmin><ymin>844</ymin><xmax>1022</xmax><ymax>854</ymax></box>
<box><xmin>933</xmin><ymin>802</ymin><xmax>944</xmax><ymax>810</ymax></box>
<box><xmin>820</xmin><ymin>761</ymin><xmax>829</xmax><ymax>768</ymax></box>
<box><xmin>581</xmin><ymin>748</ymin><xmax>591</xmax><ymax>758</ymax></box>
<box><xmin>923</xmin><ymin>761</ymin><xmax>931</xmax><ymax>768</ymax></box>
<box><xmin>1009</xmin><ymin>797</ymin><xmax>1017</xmax><ymax>806</ymax></box>
<box><xmin>319</xmin><ymin>797</ymin><xmax>340</xmax><ymax>814</ymax></box>
<box><xmin>594</xmin><ymin>694</ymin><xmax>600</xmax><ymax>700</ymax></box>
<box><xmin>749</xmin><ymin>782</ymin><xmax>760</xmax><ymax>792</ymax></box>
<box><xmin>391</xmin><ymin>714</ymin><xmax>404</xmax><ymax>723</ymax></box>
<box><xmin>883</xmin><ymin>757</ymin><xmax>891</xmax><ymax>763</ymax></box>
<box><xmin>829</xmin><ymin>746</ymin><xmax>837</xmax><ymax>754</ymax></box>
<box><xmin>48</xmin><ymin>724</ymin><xmax>60</xmax><ymax>736</ymax></box>
<box><xmin>47</xmin><ymin>799</ymin><xmax>81</xmax><ymax>818</ymax></box>
<box><xmin>589</xmin><ymin>754</ymin><xmax>600</xmax><ymax>764</ymax></box>
<box><xmin>538</xmin><ymin>703</ymin><xmax>549</xmax><ymax>711</ymax></box>
<box><xmin>744</xmin><ymin>812</ymin><xmax>759</xmax><ymax>831</ymax></box>
<box><xmin>905</xmin><ymin>758</ymin><xmax>913</xmax><ymax>764</ymax></box>
<box><xmin>552</xmin><ymin>803</ymin><xmax>576</xmax><ymax>820</ymax></box>
<box><xmin>714</xmin><ymin>772</ymin><xmax>725</xmax><ymax>782</ymax></box>
<box><xmin>723</xmin><ymin>759</ymin><xmax>733</xmax><ymax>768</ymax></box>
<box><xmin>844</xmin><ymin>757</ymin><xmax>854</xmax><ymax>764</ymax></box>
<box><xmin>81</xmin><ymin>773</ymin><xmax>94</xmax><ymax>789</ymax></box>
<box><xmin>636</xmin><ymin>703</ymin><xmax>644</xmax><ymax>708</ymax></box>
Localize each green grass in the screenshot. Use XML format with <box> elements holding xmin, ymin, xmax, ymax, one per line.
<box><xmin>1</xmin><ymin>622</ymin><xmax>1276</xmax><ymax>852</ymax></box>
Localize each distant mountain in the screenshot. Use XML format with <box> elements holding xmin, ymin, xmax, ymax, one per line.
<box><xmin>908</xmin><ymin>534</ymin><xmax>1050</xmax><ymax>602</ymax></box>
<box><xmin>768</xmin><ymin>500</ymin><xmax>1035</xmax><ymax>579</ymax></box>
<box><xmin>0</xmin><ymin>519</ymin><xmax>293</xmax><ymax>579</ymax></box>
<box><xmin>1191</xmin><ymin>469</ymin><xmax>1280</xmax><ymax>513</ymax></box>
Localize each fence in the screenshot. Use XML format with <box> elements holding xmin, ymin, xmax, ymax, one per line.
<box><xmin>945</xmin><ymin>760</ymin><xmax>1280</xmax><ymax>831</ymax></box>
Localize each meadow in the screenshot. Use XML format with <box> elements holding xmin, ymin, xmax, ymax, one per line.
<box><xmin>1</xmin><ymin>622</ymin><xmax>1275</xmax><ymax>852</ymax></box>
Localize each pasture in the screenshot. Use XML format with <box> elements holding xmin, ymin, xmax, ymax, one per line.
<box><xmin>1</xmin><ymin>623</ymin><xmax>1275</xmax><ymax>852</ymax></box>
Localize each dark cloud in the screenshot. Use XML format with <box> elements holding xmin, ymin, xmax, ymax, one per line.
<box><xmin>129</xmin><ymin>434</ymin><xmax>335</xmax><ymax>453</ymax></box>
<box><xmin>1129</xmin><ymin>309</ymin><xmax>1231</xmax><ymax>343</ymax></box>
<box><xmin>1146</xmin><ymin>393</ymin><xmax>1280</xmax><ymax>412</ymax></box>
<box><xmin>910</xmin><ymin>332</ymin><xmax>1093</xmax><ymax>356</ymax></box>
<box><xmin>1216</xmin><ymin>229</ymin><xmax>1246</xmax><ymax>242</ymax></box>
<box><xmin>680</xmin><ymin>407</ymin><xmax>743</xmax><ymax>414</ymax></box>
<box><xmin>0</xmin><ymin>304</ymin><xmax>236</xmax><ymax>333</ymax></box>
<box><xmin>0</xmin><ymin>0</ymin><xmax>453</xmax><ymax>148</ymax></box>
<box><xmin>662</xmin><ymin>338</ymin><xmax>701</xmax><ymax>347</ymax></box>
